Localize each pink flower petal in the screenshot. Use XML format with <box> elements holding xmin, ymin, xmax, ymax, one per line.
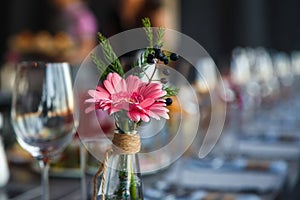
<box><xmin>127</xmin><ymin>111</ymin><xmax>141</xmax><ymax>122</ymax></box>
<box><xmin>140</xmin><ymin>114</ymin><xmax>150</xmax><ymax>122</ymax></box>
<box><xmin>85</xmin><ymin>105</ymin><xmax>96</xmax><ymax>113</ymax></box>
<box><xmin>139</xmin><ymin>83</ymin><xmax>161</xmax><ymax>96</ymax></box>
<box><xmin>126</xmin><ymin>75</ymin><xmax>142</xmax><ymax>92</ymax></box>
<box><xmin>85</xmin><ymin>72</ymin><xmax>170</xmax><ymax>122</ymax></box>
<box><xmin>85</xmin><ymin>98</ymin><xmax>97</xmax><ymax>103</ymax></box>
<box><xmin>110</xmin><ymin>73</ymin><xmax>126</xmax><ymax>92</ymax></box>
<box><xmin>139</xmin><ymin>98</ymin><xmax>155</xmax><ymax>107</ymax></box>
<box><xmin>88</xmin><ymin>89</ymin><xmax>110</xmax><ymax>100</ymax></box>
<box><xmin>103</xmin><ymin>80</ymin><xmax>116</xmax><ymax>94</ymax></box>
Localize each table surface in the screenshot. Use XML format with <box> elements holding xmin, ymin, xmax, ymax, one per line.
<box><xmin>2</xmin><ymin>81</ymin><xmax>300</xmax><ymax>200</ymax></box>
<box><xmin>2</xmin><ymin>155</ymin><xmax>297</xmax><ymax>200</ymax></box>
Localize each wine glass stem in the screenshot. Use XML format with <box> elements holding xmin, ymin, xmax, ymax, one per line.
<box><xmin>38</xmin><ymin>159</ymin><xmax>50</xmax><ymax>200</ymax></box>
<box><xmin>80</xmin><ymin>143</ymin><xmax>87</xmax><ymax>200</ymax></box>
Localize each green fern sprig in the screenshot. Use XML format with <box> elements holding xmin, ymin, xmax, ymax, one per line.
<box><xmin>90</xmin><ymin>53</ymin><xmax>106</xmax><ymax>77</ymax></box>
<box><xmin>142</xmin><ymin>17</ymin><xmax>153</xmax><ymax>48</ymax></box>
<box><xmin>155</xmin><ymin>27</ymin><xmax>165</xmax><ymax>47</ymax></box>
<box><xmin>96</xmin><ymin>32</ymin><xmax>124</xmax><ymax>80</ymax></box>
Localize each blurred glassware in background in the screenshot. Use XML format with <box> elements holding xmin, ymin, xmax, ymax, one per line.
<box><xmin>0</xmin><ymin>112</ymin><xmax>10</xmax><ymax>188</ymax></box>
<box><xmin>291</xmin><ymin>51</ymin><xmax>300</xmax><ymax>78</ymax></box>
<box><xmin>11</xmin><ymin>61</ymin><xmax>75</xmax><ymax>200</ymax></box>
<box><xmin>194</xmin><ymin>57</ymin><xmax>218</xmax><ymax>93</ymax></box>
<box><xmin>254</xmin><ymin>48</ymin><xmax>280</xmax><ymax>103</ymax></box>
<box><xmin>230</xmin><ymin>47</ymin><xmax>251</xmax><ymax>87</ymax></box>
<box><xmin>191</xmin><ymin>56</ymin><xmax>227</xmax><ymax>160</ymax></box>
<box><xmin>0</xmin><ymin>63</ymin><xmax>16</xmax><ymax>97</ymax></box>
<box><xmin>229</xmin><ymin>47</ymin><xmax>281</xmax><ymax>124</ymax></box>
<box><xmin>273</xmin><ymin>52</ymin><xmax>293</xmax><ymax>87</ymax></box>
<box><xmin>209</xmin><ymin>46</ymin><xmax>300</xmax><ymax>166</ymax></box>
<box><xmin>230</xmin><ymin>47</ymin><xmax>257</xmax><ymax>123</ymax></box>
<box><xmin>194</xmin><ymin>57</ymin><xmax>218</xmax><ymax>130</ymax></box>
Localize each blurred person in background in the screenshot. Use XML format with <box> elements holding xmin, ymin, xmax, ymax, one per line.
<box><xmin>101</xmin><ymin>0</ymin><xmax>180</xmax><ymax>71</ymax></box>
<box><xmin>50</xmin><ymin>0</ymin><xmax>98</xmax><ymax>65</ymax></box>
<box><xmin>120</xmin><ymin>0</ymin><xmax>179</xmax><ymax>48</ymax></box>
<box><xmin>118</xmin><ymin>0</ymin><xmax>178</xmax><ymax>30</ymax></box>
<box><xmin>3</xmin><ymin>0</ymin><xmax>98</xmax><ymax>81</ymax></box>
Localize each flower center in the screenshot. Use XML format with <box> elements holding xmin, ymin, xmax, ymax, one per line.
<box><xmin>130</xmin><ymin>92</ymin><xmax>144</xmax><ymax>104</ymax></box>
<box><xmin>111</xmin><ymin>92</ymin><xmax>130</xmax><ymax>104</ymax></box>
<box><xmin>111</xmin><ymin>92</ymin><xmax>144</xmax><ymax>105</ymax></box>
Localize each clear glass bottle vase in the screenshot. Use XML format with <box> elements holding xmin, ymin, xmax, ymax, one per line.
<box><xmin>99</xmin><ymin>153</ymin><xmax>143</xmax><ymax>200</ymax></box>
<box><xmin>97</xmin><ymin>131</ymin><xmax>144</xmax><ymax>200</ymax></box>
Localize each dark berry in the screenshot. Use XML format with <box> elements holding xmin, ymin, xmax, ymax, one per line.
<box><xmin>155</xmin><ymin>49</ymin><xmax>164</xmax><ymax>60</ymax></box>
<box><xmin>160</xmin><ymin>77</ymin><xmax>168</xmax><ymax>84</ymax></box>
<box><xmin>146</xmin><ymin>54</ymin><xmax>155</xmax><ymax>64</ymax></box>
<box><xmin>147</xmin><ymin>53</ymin><xmax>154</xmax><ymax>59</ymax></box>
<box><xmin>147</xmin><ymin>58</ymin><xmax>155</xmax><ymax>64</ymax></box>
<box><xmin>170</xmin><ymin>53</ymin><xmax>179</xmax><ymax>61</ymax></box>
<box><xmin>159</xmin><ymin>54</ymin><xmax>167</xmax><ymax>61</ymax></box>
<box><xmin>159</xmin><ymin>53</ymin><xmax>165</xmax><ymax>60</ymax></box>
<box><xmin>163</xmin><ymin>58</ymin><xmax>169</xmax><ymax>64</ymax></box>
<box><xmin>165</xmin><ymin>98</ymin><xmax>173</xmax><ymax>106</ymax></box>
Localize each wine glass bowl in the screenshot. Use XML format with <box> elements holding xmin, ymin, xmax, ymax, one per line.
<box><xmin>11</xmin><ymin>61</ymin><xmax>75</xmax><ymax>199</ymax></box>
<box><xmin>13</xmin><ymin>111</ymin><xmax>74</xmax><ymax>159</ymax></box>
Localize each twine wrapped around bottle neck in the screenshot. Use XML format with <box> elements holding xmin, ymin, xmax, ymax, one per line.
<box><xmin>112</xmin><ymin>131</ymin><xmax>141</xmax><ymax>154</ymax></box>
<box><xmin>93</xmin><ymin>130</ymin><xmax>141</xmax><ymax>200</ymax></box>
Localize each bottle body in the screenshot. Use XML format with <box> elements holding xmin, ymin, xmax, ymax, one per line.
<box><xmin>97</xmin><ymin>129</ymin><xmax>144</xmax><ymax>200</ymax></box>
<box><xmin>100</xmin><ymin>153</ymin><xmax>143</xmax><ymax>200</ymax></box>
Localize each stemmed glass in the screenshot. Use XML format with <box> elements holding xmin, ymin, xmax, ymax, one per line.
<box><xmin>11</xmin><ymin>61</ymin><xmax>75</xmax><ymax>200</ymax></box>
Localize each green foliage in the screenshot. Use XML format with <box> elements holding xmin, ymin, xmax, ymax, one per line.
<box><xmin>91</xmin><ymin>17</ymin><xmax>178</xmax><ymax>98</ymax></box>
<box><xmin>91</xmin><ymin>32</ymin><xmax>124</xmax><ymax>81</ymax></box>
<box><xmin>141</xmin><ymin>17</ymin><xmax>165</xmax><ymax>48</ymax></box>
<box><xmin>163</xmin><ymin>85</ymin><xmax>179</xmax><ymax>97</ymax></box>
<box><xmin>142</xmin><ymin>17</ymin><xmax>153</xmax><ymax>48</ymax></box>
<box><xmin>155</xmin><ymin>27</ymin><xmax>165</xmax><ymax>47</ymax></box>
<box><xmin>90</xmin><ymin>53</ymin><xmax>106</xmax><ymax>80</ymax></box>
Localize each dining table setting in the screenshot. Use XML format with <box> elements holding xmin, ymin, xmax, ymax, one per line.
<box><xmin>1</xmin><ymin>45</ymin><xmax>300</xmax><ymax>200</ymax></box>
<box><xmin>1</xmin><ymin>0</ymin><xmax>300</xmax><ymax>198</ymax></box>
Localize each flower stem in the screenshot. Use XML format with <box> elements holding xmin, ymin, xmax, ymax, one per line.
<box><xmin>142</xmin><ymin>69</ymin><xmax>151</xmax><ymax>80</ymax></box>
<box><xmin>148</xmin><ymin>63</ymin><xmax>157</xmax><ymax>84</ymax></box>
<box><xmin>129</xmin><ymin>160</ymin><xmax>137</xmax><ymax>200</ymax></box>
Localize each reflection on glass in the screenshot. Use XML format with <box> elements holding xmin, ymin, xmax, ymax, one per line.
<box><xmin>11</xmin><ymin>62</ymin><xmax>75</xmax><ymax>200</ymax></box>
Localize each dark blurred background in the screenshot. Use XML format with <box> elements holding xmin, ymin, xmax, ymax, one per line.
<box><xmin>1</xmin><ymin>0</ymin><xmax>300</xmax><ymax>67</ymax></box>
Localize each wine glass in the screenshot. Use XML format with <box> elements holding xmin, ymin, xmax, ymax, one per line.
<box><xmin>11</xmin><ymin>61</ymin><xmax>75</xmax><ymax>200</ymax></box>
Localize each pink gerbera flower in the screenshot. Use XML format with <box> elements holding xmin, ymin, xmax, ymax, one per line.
<box><xmin>85</xmin><ymin>72</ymin><xmax>169</xmax><ymax>122</ymax></box>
